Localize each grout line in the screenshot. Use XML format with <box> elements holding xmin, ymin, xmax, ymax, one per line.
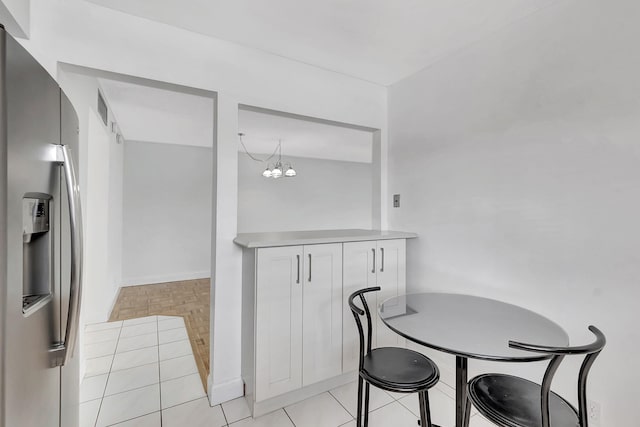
<box><xmin>157</xmin><ymin>324</ymin><xmax>188</xmax><ymax>333</ymax></box>
<box><xmin>282</xmin><ymin>406</ymin><xmax>296</xmax><ymax>426</ymax></box>
<box><xmin>372</xmin><ymin>399</ymin><xmax>397</xmax><ymax>413</ymax></box>
<box><xmin>102</xmin><ymin>382</ymin><xmax>161</xmax><ymax>399</ymax></box>
<box><xmin>122</xmin><ymin>316</ymin><xmax>159</xmax><ymax>324</ymax></box>
<box><xmin>327</xmin><ymin>390</ymin><xmax>355</xmax><ymax>419</ymax></box>
<box><xmin>103</xmin><ymin>408</ymin><xmax>160</xmax><ymax>427</ymax></box>
<box><xmin>396</xmin><ymin>394</ymin><xmax>422</xmax><ymax>418</ymax></box>
<box><xmin>114</xmin><ymin>340</ymin><xmax>160</xmax><ymax>355</ymax></box>
<box><xmin>118</xmin><ymin>329</ymin><xmax>159</xmax><ymax>339</ymax></box>
<box><xmin>83</xmin><ymin>371</ymin><xmax>113</xmax><ymax>379</ymax></box>
<box><xmin>230</xmin><ymin>415</ymin><xmax>252</xmax><ymax>425</ymax></box>
<box><xmin>158</xmin><ymin>353</ymin><xmax>195</xmax><ymax>363</ymax></box>
<box><xmin>85</xmin><ymin>322</ymin><xmax>124</xmax><ymax>332</ymax></box>
<box><xmin>109</xmin><ymin>345</ymin><xmax>162</xmax><ymax>358</ymax></box>
<box><xmin>156</xmin><ymin>316</ymin><xmax>163</xmax><ymax>427</ymax></box>
<box><xmin>161</xmin><ymin>372</ymin><xmax>202</xmax><ymax>387</ymax></box>
<box><xmin>84</xmin><ymin>335</ymin><xmax>122</xmax><ymax>345</ymax></box>
<box><xmin>120</xmin><ymin>322</ymin><xmax>159</xmax><ymax>328</ymax></box>
<box><xmin>109</xmin><ymin>360</ymin><xmax>159</xmax><ymax>374</ymax></box>
<box><xmin>219</xmin><ymin>401</ymin><xmax>230</xmax><ymax>426</ymax></box>
<box><xmin>104</xmin><ymin>411</ymin><xmax>160</xmax><ymax>427</ymax></box>
<box><xmin>160</xmin><ymin>395</ymin><xmax>208</xmax><ymax>411</ymax></box>
<box><xmin>84</xmin><ymin>353</ymin><xmax>118</xmax><ymax>362</ymax></box>
<box><xmin>157</xmin><ymin>333</ymin><xmax>190</xmax><ymax>346</ymax></box>
<box><xmin>84</xmin><ymin>340</ymin><xmax>118</xmax><ymax>356</ymax></box>
<box><xmin>356</xmin><ymin>396</ymin><xmax>399</xmax><ymax>421</ymax></box>
<box><xmin>435</xmin><ymin>381</ymin><xmax>456</xmax><ymax>398</ymax></box>
<box><xmin>157</xmin><ymin>315</ymin><xmax>185</xmax><ymax>322</ymax></box>
<box><xmin>93</xmin><ymin>322</ymin><xmax>124</xmax><ymax>427</ymax></box>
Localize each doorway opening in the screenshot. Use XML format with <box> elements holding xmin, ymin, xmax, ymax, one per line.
<box><xmin>236</xmin><ymin>104</ymin><xmax>381</xmax><ymax>234</ymax></box>
<box><xmin>58</xmin><ymin>65</ymin><xmax>216</xmax><ymax>399</ymax></box>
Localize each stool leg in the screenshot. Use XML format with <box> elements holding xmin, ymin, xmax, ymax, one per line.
<box><xmin>363</xmin><ymin>383</ymin><xmax>371</xmax><ymax>427</ymax></box>
<box><xmin>356</xmin><ymin>377</ymin><xmax>364</xmax><ymax>427</ymax></box>
<box><xmin>419</xmin><ymin>391</ymin><xmax>432</xmax><ymax>427</ymax></box>
<box><xmin>462</xmin><ymin>395</ymin><xmax>472</xmax><ymax>427</ymax></box>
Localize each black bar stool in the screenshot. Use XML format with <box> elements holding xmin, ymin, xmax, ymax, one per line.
<box><xmin>349</xmin><ymin>287</ymin><xmax>440</xmax><ymax>427</ymax></box>
<box><xmin>463</xmin><ymin>325</ymin><xmax>606</xmax><ymax>427</ymax></box>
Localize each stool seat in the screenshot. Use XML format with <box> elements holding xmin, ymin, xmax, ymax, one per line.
<box><xmin>469</xmin><ymin>374</ymin><xmax>579</xmax><ymax>427</ymax></box>
<box><xmin>349</xmin><ymin>287</ymin><xmax>440</xmax><ymax>427</ymax></box>
<box><xmin>460</xmin><ymin>326</ymin><xmax>606</xmax><ymax>427</ymax></box>
<box><xmin>362</xmin><ymin>347</ymin><xmax>439</xmax><ymax>393</ymax></box>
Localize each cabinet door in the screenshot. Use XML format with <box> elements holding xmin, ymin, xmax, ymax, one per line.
<box><xmin>375</xmin><ymin>239</ymin><xmax>407</xmax><ymax>347</ymax></box>
<box><xmin>302</xmin><ymin>243</ymin><xmax>343</xmax><ymax>386</ymax></box>
<box><xmin>255</xmin><ymin>246</ymin><xmax>303</xmax><ymax>401</ymax></box>
<box><xmin>342</xmin><ymin>241</ymin><xmax>378</xmax><ymax>372</ymax></box>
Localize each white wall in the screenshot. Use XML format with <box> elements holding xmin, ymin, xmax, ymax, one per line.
<box><xmin>107</xmin><ymin>123</ymin><xmax>124</xmax><ymax>303</ymax></box>
<box><xmin>237</xmin><ymin>155</ymin><xmax>372</xmax><ymax>233</ymax></box>
<box><xmin>122</xmin><ymin>141</ymin><xmax>212</xmax><ymax>285</ymax></box>
<box><xmin>388</xmin><ymin>0</ymin><xmax>640</xmax><ymax>424</ymax></box>
<box><xmin>10</xmin><ymin>0</ymin><xmax>387</xmax><ymax>404</ymax></box>
<box><xmin>57</xmin><ymin>71</ymin><xmax>124</xmax><ymax>327</ymax></box>
<box><xmin>83</xmin><ymin>111</ymin><xmax>122</xmax><ymax>323</ymax></box>
<box><xmin>0</xmin><ymin>0</ymin><xmax>29</xmax><ymax>38</ymax></box>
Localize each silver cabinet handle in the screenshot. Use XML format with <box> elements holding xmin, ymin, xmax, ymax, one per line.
<box><xmin>296</xmin><ymin>255</ymin><xmax>300</xmax><ymax>284</ymax></box>
<box><xmin>50</xmin><ymin>145</ymin><xmax>83</xmax><ymax>367</ymax></box>
<box><xmin>308</xmin><ymin>254</ymin><xmax>312</xmax><ymax>282</ymax></box>
<box><xmin>372</xmin><ymin>248</ymin><xmax>376</xmax><ymax>273</ymax></box>
<box><xmin>380</xmin><ymin>248</ymin><xmax>385</xmax><ymax>272</ymax></box>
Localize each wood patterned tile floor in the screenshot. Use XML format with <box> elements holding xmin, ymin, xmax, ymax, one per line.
<box><xmin>109</xmin><ymin>278</ymin><xmax>210</xmax><ymax>389</ymax></box>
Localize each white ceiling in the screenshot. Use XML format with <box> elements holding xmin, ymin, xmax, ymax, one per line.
<box><xmin>86</xmin><ymin>0</ymin><xmax>559</xmax><ymax>85</ymax></box>
<box><xmin>99</xmin><ymin>78</ymin><xmax>373</xmax><ymax>162</ymax></box>
<box><xmin>99</xmin><ymin>78</ymin><xmax>215</xmax><ymax>147</ymax></box>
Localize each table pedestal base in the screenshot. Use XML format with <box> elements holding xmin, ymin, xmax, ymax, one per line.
<box><xmin>456</xmin><ymin>356</ymin><xmax>468</xmax><ymax>427</ymax></box>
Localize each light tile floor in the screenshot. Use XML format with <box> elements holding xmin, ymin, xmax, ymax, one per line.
<box><xmin>108</xmin><ymin>279</ymin><xmax>211</xmax><ymax>389</ymax></box>
<box><xmin>81</xmin><ymin>315</ymin><xmax>495</xmax><ymax>426</ymax></box>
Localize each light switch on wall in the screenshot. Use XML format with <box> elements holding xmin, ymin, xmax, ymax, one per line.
<box><xmin>393</xmin><ymin>194</ymin><xmax>400</xmax><ymax>208</ymax></box>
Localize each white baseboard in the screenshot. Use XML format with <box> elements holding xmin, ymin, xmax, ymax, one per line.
<box><xmin>121</xmin><ymin>271</ymin><xmax>210</xmax><ymax>286</ymax></box>
<box><xmin>106</xmin><ymin>286</ymin><xmax>120</xmax><ymax>320</ymax></box>
<box><xmin>82</xmin><ymin>284</ymin><xmax>119</xmax><ymax>325</ymax></box>
<box><xmin>208</xmin><ymin>375</ymin><xmax>244</xmax><ymax>406</ymax></box>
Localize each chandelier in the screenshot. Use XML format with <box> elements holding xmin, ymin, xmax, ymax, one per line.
<box><xmin>239</xmin><ymin>133</ymin><xmax>297</xmax><ymax>179</ymax></box>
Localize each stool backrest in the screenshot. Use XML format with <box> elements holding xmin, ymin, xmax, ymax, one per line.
<box><xmin>508</xmin><ymin>325</ymin><xmax>606</xmax><ymax>427</ymax></box>
<box><xmin>348</xmin><ymin>286</ymin><xmax>381</xmax><ymax>370</ymax></box>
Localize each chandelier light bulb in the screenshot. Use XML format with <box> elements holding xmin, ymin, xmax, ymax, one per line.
<box><xmin>240</xmin><ymin>134</ymin><xmax>297</xmax><ymax>179</ymax></box>
<box><xmin>285</xmin><ymin>166</ymin><xmax>296</xmax><ymax>177</ymax></box>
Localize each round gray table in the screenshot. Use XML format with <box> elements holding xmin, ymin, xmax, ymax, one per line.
<box><xmin>379</xmin><ymin>293</ymin><xmax>569</xmax><ymax>427</ymax></box>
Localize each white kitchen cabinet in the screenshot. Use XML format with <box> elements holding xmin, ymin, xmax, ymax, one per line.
<box><xmin>237</xmin><ymin>230</ymin><xmax>414</xmax><ymax>416</ymax></box>
<box><xmin>253</xmin><ymin>243</ymin><xmax>342</xmax><ymax>402</ymax></box>
<box><xmin>301</xmin><ymin>244</ymin><xmax>343</xmax><ymax>386</ymax></box>
<box><xmin>343</xmin><ymin>239</ymin><xmax>406</xmax><ymax>372</ymax></box>
<box><xmin>254</xmin><ymin>246</ymin><xmax>303</xmax><ymax>401</ymax></box>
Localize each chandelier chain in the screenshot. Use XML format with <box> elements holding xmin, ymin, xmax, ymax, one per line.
<box><xmin>238</xmin><ymin>133</ymin><xmax>280</xmax><ymax>163</ymax></box>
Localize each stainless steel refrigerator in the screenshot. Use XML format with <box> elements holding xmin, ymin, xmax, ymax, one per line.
<box><xmin>0</xmin><ymin>24</ymin><xmax>83</xmax><ymax>427</ymax></box>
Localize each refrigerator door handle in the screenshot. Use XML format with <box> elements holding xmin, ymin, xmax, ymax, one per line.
<box><xmin>49</xmin><ymin>145</ymin><xmax>83</xmax><ymax>368</ymax></box>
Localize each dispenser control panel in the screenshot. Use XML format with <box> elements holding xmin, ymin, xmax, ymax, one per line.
<box><xmin>22</xmin><ymin>194</ymin><xmax>53</xmax><ymax>315</ymax></box>
<box><xmin>23</xmin><ymin>197</ymin><xmax>50</xmax><ymax>237</ymax></box>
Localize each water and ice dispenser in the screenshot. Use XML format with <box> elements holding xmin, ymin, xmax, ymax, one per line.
<box><xmin>22</xmin><ymin>194</ymin><xmax>53</xmax><ymax>314</ymax></box>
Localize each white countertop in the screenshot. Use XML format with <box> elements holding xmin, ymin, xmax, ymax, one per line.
<box><xmin>234</xmin><ymin>229</ymin><xmax>417</xmax><ymax>248</ymax></box>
